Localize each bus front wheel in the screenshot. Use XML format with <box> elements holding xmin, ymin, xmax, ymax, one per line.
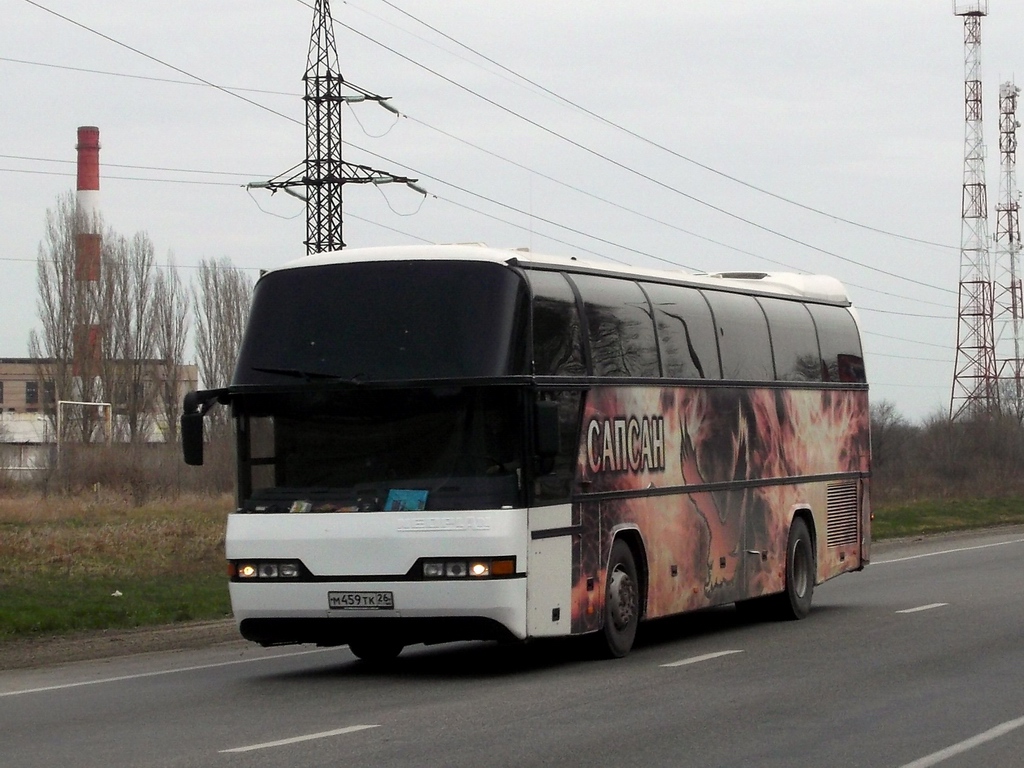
<box><xmin>600</xmin><ymin>540</ymin><xmax>640</xmax><ymax>658</ymax></box>
<box><xmin>348</xmin><ymin>639</ymin><xmax>404</xmax><ymax>663</ymax></box>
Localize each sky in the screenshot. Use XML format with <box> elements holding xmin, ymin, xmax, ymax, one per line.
<box><xmin>2</xmin><ymin>0</ymin><xmax>1022</xmax><ymax>423</ymax></box>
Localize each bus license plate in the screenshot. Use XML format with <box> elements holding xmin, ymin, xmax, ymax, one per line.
<box><xmin>328</xmin><ymin>591</ymin><xmax>394</xmax><ymax>610</ymax></box>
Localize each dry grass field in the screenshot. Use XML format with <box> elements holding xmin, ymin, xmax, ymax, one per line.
<box><xmin>0</xmin><ymin>490</ymin><xmax>232</xmax><ymax>639</ymax></box>
<box><xmin>4</xmin><ymin>484</ymin><xmax>1024</xmax><ymax>645</ymax></box>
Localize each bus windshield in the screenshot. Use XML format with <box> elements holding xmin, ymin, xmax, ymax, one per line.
<box><xmin>235</xmin><ymin>386</ymin><xmax>525</xmax><ymax>512</ymax></box>
<box><xmin>232</xmin><ymin>260</ymin><xmax>529</xmax><ymax>386</ymax></box>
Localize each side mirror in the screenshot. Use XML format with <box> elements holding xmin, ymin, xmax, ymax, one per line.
<box><xmin>180</xmin><ymin>388</ymin><xmax>228</xmax><ymax>466</ymax></box>
<box><xmin>534</xmin><ymin>400</ymin><xmax>560</xmax><ymax>458</ymax></box>
<box><xmin>181</xmin><ymin>411</ymin><xmax>205</xmax><ymax>466</ymax></box>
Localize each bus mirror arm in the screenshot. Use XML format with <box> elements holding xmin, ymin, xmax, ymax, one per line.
<box><xmin>181</xmin><ymin>388</ymin><xmax>229</xmax><ymax>467</ymax></box>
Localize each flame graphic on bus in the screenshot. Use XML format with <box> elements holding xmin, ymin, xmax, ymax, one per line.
<box><xmin>570</xmin><ymin>386</ymin><xmax>869</xmax><ymax>631</ymax></box>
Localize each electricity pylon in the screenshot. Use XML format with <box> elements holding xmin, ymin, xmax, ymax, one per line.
<box><xmin>250</xmin><ymin>0</ymin><xmax>420</xmax><ymax>253</ymax></box>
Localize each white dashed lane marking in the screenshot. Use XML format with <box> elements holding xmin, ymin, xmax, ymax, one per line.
<box><xmin>896</xmin><ymin>603</ymin><xmax>949</xmax><ymax>614</ymax></box>
<box><xmin>898</xmin><ymin>714</ymin><xmax>1024</xmax><ymax>768</ymax></box>
<box><xmin>219</xmin><ymin>724</ymin><xmax>380</xmax><ymax>754</ymax></box>
<box><xmin>660</xmin><ymin>650</ymin><xmax>744</xmax><ymax>668</ymax></box>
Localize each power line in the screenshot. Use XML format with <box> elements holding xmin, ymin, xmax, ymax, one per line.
<box><xmin>316</xmin><ymin>4</ymin><xmax>957</xmax><ymax>295</ymax></box>
<box><xmin>862</xmin><ymin>329</ymin><xmax>952</xmax><ymax>350</ymax></box>
<box><xmin>871</xmin><ymin>351</ymin><xmax>950</xmax><ymax>363</ymax></box>
<box><xmin>0</xmin><ymin>55</ymin><xmax>298</xmax><ymax>97</ymax></box>
<box><xmin>21</xmin><ymin>0</ymin><xmax>957</xmax><ymax>300</ymax></box>
<box><xmin>402</xmin><ymin>117</ymin><xmax>953</xmax><ymax>310</ymax></box>
<box><xmin>20</xmin><ymin>0</ymin><xmax>302</xmax><ymax>127</ymax></box>
<box><xmin>369</xmin><ymin>0</ymin><xmax>960</xmax><ymax>252</ymax></box>
<box><xmin>0</xmin><ymin>159</ymin><xmax>959</xmax><ymax>316</ymax></box>
<box><xmin>857</xmin><ymin>306</ymin><xmax>954</xmax><ymax>320</ymax></box>
<box><xmin>0</xmin><ymin>166</ymin><xmax>241</xmax><ymax>187</ymax></box>
<box><xmin>0</xmin><ymin>252</ymin><xmax>264</xmax><ymax>273</ymax></box>
<box><xmin>0</xmin><ymin>153</ymin><xmax>266</xmax><ymax>179</ymax></box>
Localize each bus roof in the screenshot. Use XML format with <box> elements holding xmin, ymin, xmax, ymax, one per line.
<box><xmin>272</xmin><ymin>244</ymin><xmax>853</xmax><ymax>306</ymax></box>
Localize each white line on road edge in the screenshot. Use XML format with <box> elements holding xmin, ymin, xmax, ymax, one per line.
<box><xmin>660</xmin><ymin>650</ymin><xmax>744</xmax><ymax>668</ymax></box>
<box><xmin>896</xmin><ymin>603</ymin><xmax>949</xmax><ymax>614</ymax></box>
<box><xmin>220</xmin><ymin>724</ymin><xmax>380</xmax><ymax>754</ymax></box>
<box><xmin>874</xmin><ymin>538</ymin><xmax>1024</xmax><ymax>566</ymax></box>
<box><xmin>0</xmin><ymin>647</ymin><xmax>341</xmax><ymax>698</ymax></box>
<box><xmin>898</xmin><ymin>714</ymin><xmax>1024</xmax><ymax>768</ymax></box>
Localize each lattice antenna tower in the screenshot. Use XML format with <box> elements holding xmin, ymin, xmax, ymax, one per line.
<box><xmin>304</xmin><ymin>0</ymin><xmax>344</xmax><ymax>253</ymax></box>
<box><xmin>249</xmin><ymin>0</ymin><xmax>421</xmax><ymax>253</ymax></box>
<box><xmin>951</xmin><ymin>0</ymin><xmax>998</xmax><ymax>420</ymax></box>
<box><xmin>993</xmin><ymin>80</ymin><xmax>1024</xmax><ymax>418</ymax></box>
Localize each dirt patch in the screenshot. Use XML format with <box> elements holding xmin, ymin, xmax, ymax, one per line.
<box><xmin>0</xmin><ymin>619</ymin><xmax>244</xmax><ymax>670</ymax></box>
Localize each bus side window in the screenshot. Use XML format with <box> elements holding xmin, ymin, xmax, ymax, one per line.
<box><xmin>644</xmin><ymin>282</ymin><xmax>721</xmax><ymax>379</ymax></box>
<box><xmin>702</xmin><ymin>290</ymin><xmax>775</xmax><ymax>381</ymax></box>
<box><xmin>807</xmin><ymin>305</ymin><xmax>866</xmax><ymax>383</ymax></box>
<box><xmin>570</xmin><ymin>274</ymin><xmax>660</xmax><ymax>378</ymax></box>
<box><xmin>757</xmin><ymin>297</ymin><xmax>823</xmax><ymax>382</ymax></box>
<box><xmin>528</xmin><ymin>271</ymin><xmax>587</xmax><ymax>376</ymax></box>
<box><xmin>533</xmin><ymin>391</ymin><xmax>582</xmax><ymax>505</ymax></box>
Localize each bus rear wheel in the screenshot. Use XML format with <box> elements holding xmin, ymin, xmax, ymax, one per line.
<box><xmin>600</xmin><ymin>540</ymin><xmax>640</xmax><ymax>658</ymax></box>
<box><xmin>348</xmin><ymin>639</ymin><xmax>404</xmax><ymax>663</ymax></box>
<box><xmin>774</xmin><ymin>517</ymin><xmax>814</xmax><ymax>620</ymax></box>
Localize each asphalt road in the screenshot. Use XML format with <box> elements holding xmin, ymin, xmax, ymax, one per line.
<box><xmin>2</xmin><ymin>528</ymin><xmax>1022</xmax><ymax>768</ymax></box>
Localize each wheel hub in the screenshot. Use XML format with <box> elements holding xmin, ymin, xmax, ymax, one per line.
<box><xmin>607</xmin><ymin>566</ymin><xmax>637</xmax><ymax>630</ymax></box>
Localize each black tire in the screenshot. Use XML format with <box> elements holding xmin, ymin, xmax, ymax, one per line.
<box><xmin>774</xmin><ymin>517</ymin><xmax>815</xmax><ymax>620</ymax></box>
<box><xmin>599</xmin><ymin>540</ymin><xmax>640</xmax><ymax>658</ymax></box>
<box><xmin>348</xmin><ymin>638</ymin><xmax>404</xmax><ymax>663</ymax></box>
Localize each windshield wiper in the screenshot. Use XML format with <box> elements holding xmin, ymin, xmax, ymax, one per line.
<box><xmin>250</xmin><ymin>366</ymin><xmax>354</xmax><ymax>382</ymax></box>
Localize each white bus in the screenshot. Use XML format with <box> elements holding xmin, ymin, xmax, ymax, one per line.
<box><xmin>182</xmin><ymin>244</ymin><xmax>870</xmax><ymax>660</ymax></box>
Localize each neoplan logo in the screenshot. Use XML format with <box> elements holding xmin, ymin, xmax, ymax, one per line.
<box><xmin>396</xmin><ymin>515</ymin><xmax>492</xmax><ymax>532</ymax></box>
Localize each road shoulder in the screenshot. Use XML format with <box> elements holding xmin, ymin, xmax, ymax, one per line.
<box><xmin>0</xmin><ymin>619</ymin><xmax>243</xmax><ymax>671</ymax></box>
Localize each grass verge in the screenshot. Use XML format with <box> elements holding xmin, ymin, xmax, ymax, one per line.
<box><xmin>0</xmin><ymin>574</ymin><xmax>229</xmax><ymax>637</ymax></box>
<box><xmin>0</xmin><ymin>492</ymin><xmax>232</xmax><ymax>642</ymax></box>
<box><xmin>872</xmin><ymin>497</ymin><xmax>1024</xmax><ymax>540</ymax></box>
<box><xmin>2</xmin><ymin>493</ymin><xmax>1024</xmax><ymax>643</ymax></box>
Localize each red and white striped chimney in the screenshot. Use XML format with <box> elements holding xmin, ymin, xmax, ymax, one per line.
<box><xmin>75</xmin><ymin>126</ymin><xmax>101</xmax><ymax>282</ymax></box>
<box><xmin>75</xmin><ymin>126</ymin><xmax>100</xmax><ymax>228</ymax></box>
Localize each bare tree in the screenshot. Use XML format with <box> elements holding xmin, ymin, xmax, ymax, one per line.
<box><xmin>193</xmin><ymin>257</ymin><xmax>253</xmax><ymax>430</ymax></box>
<box><xmin>29</xmin><ymin>192</ymin><xmax>105</xmax><ymax>443</ymax></box>
<box><xmin>100</xmin><ymin>231</ymin><xmax>157</xmax><ymax>443</ymax></box>
<box><xmin>153</xmin><ymin>255</ymin><xmax>190</xmax><ymax>443</ymax></box>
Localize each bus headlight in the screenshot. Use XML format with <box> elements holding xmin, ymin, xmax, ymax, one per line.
<box><xmin>445</xmin><ymin>561</ymin><xmax>468</xmax><ymax>578</ymax></box>
<box><xmin>231</xmin><ymin>560</ymin><xmax>303</xmax><ymax>581</ymax></box>
<box><xmin>420</xmin><ymin>557</ymin><xmax>516</xmax><ymax>579</ymax></box>
<box><xmin>238</xmin><ymin>563</ymin><xmax>258</xmax><ymax>579</ymax></box>
<box><xmin>258</xmin><ymin>563</ymin><xmax>279</xmax><ymax>579</ymax></box>
<box><xmin>423</xmin><ymin>562</ymin><xmax>446</xmax><ymax>578</ymax></box>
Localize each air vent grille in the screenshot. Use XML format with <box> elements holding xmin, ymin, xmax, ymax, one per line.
<box><xmin>826</xmin><ymin>482</ymin><xmax>859</xmax><ymax>547</ymax></box>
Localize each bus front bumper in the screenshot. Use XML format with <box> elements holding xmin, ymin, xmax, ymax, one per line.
<box><xmin>229</xmin><ymin>578</ymin><xmax>528</xmax><ymax>648</ymax></box>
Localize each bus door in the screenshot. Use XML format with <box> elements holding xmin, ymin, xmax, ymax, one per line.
<box><xmin>570</xmin><ymin>499</ymin><xmax>603</xmax><ymax>635</ymax></box>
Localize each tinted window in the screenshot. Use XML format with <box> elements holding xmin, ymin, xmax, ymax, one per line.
<box><xmin>571</xmin><ymin>274</ymin><xmax>660</xmax><ymax>378</ymax></box>
<box><xmin>234</xmin><ymin>261</ymin><xmax>529</xmax><ymax>385</ymax></box>
<box><xmin>702</xmin><ymin>291</ymin><xmax>774</xmax><ymax>381</ymax></box>
<box><xmin>807</xmin><ymin>304</ymin><xmax>866</xmax><ymax>383</ymax></box>
<box><xmin>528</xmin><ymin>271</ymin><xmax>586</xmax><ymax>376</ymax></box>
<box><xmin>532</xmin><ymin>390</ymin><xmax>582</xmax><ymax>505</ymax></box>
<box><xmin>757</xmin><ymin>297</ymin><xmax>822</xmax><ymax>382</ymax></box>
<box><xmin>237</xmin><ymin>387</ymin><xmax>524</xmax><ymax>511</ymax></box>
<box><xmin>644</xmin><ymin>282</ymin><xmax>720</xmax><ymax>379</ymax></box>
